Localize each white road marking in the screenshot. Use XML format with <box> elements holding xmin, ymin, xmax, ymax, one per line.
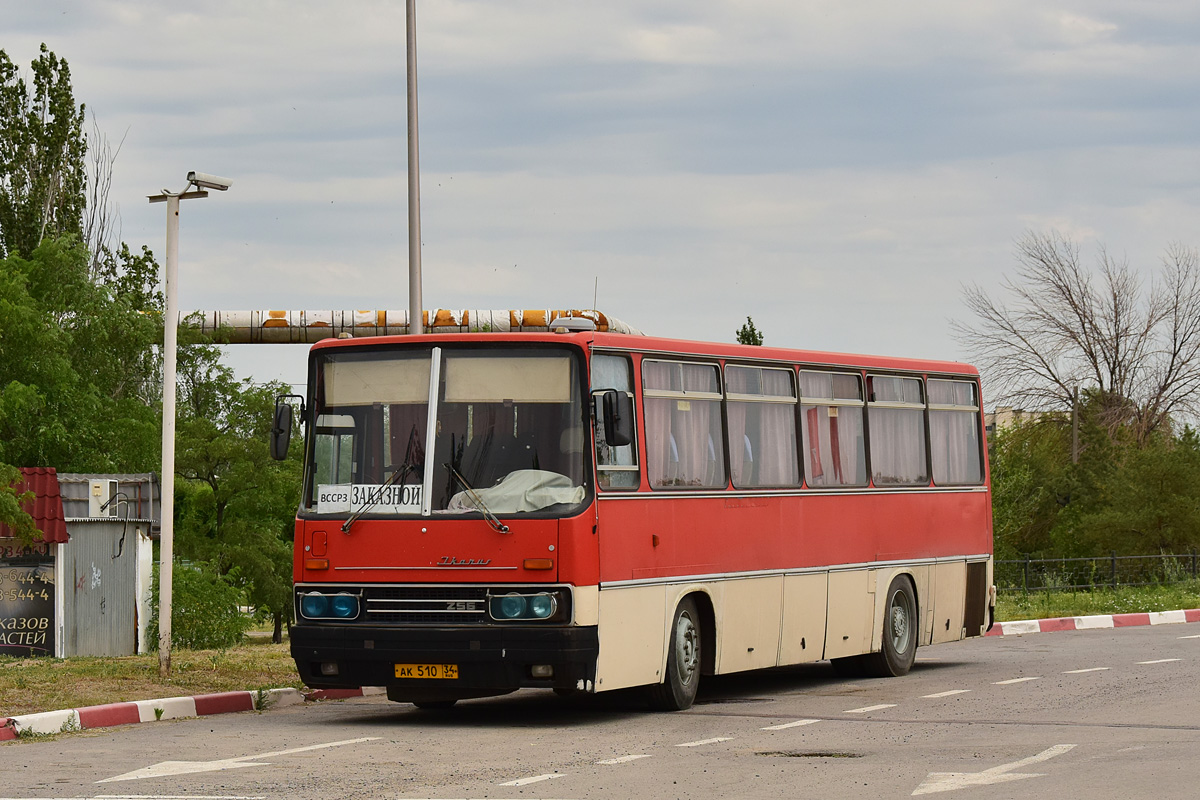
<box><xmin>1179</xmin><ymin>634</ymin><xmax>1200</xmax><ymax>639</ymax></box>
<box><xmin>1138</xmin><ymin>658</ymin><xmax>1182</xmax><ymax>664</ymax></box>
<box><xmin>912</xmin><ymin>743</ymin><xmax>1077</xmax><ymax>795</ymax></box>
<box><xmin>1063</xmin><ymin>667</ymin><xmax>1109</xmax><ymax>674</ymax></box>
<box><xmin>675</xmin><ymin>737</ymin><xmax>734</xmax><ymax>747</ymax></box>
<box><xmin>993</xmin><ymin>677</ymin><xmax>1040</xmax><ymax>685</ymax></box>
<box><xmin>922</xmin><ymin>690</ymin><xmax>971</xmax><ymax>698</ymax></box>
<box><xmin>498</xmin><ymin>773</ymin><xmax>565</xmax><ymax>786</ymax></box>
<box><xmin>844</xmin><ymin>704</ymin><xmax>897</xmax><ymax>713</ymax></box>
<box><xmin>96</xmin><ymin>738</ymin><xmax>380</xmax><ymax>783</ymax></box>
<box><xmin>761</xmin><ymin>719</ymin><xmax>821</xmax><ymax>731</ymax></box>
<box><xmin>597</xmin><ymin>754</ymin><xmax>652</xmax><ymax>764</ymax></box>
<box><xmin>0</xmin><ymin>796</ymin><xmax>266</xmax><ymax>799</ymax></box>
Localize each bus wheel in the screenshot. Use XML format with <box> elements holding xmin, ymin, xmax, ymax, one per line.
<box><xmin>863</xmin><ymin>576</ymin><xmax>918</xmax><ymax>678</ymax></box>
<box><xmin>647</xmin><ymin>597</ymin><xmax>701</xmax><ymax>711</ymax></box>
<box><xmin>412</xmin><ymin>699</ymin><xmax>458</xmax><ymax>710</ymax></box>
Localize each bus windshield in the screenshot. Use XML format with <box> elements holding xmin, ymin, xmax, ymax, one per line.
<box><xmin>304</xmin><ymin>345</ymin><xmax>588</xmax><ymax>517</ymax></box>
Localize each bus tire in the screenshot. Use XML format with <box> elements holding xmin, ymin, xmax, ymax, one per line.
<box><xmin>647</xmin><ymin>597</ymin><xmax>701</xmax><ymax>711</ymax></box>
<box><xmin>862</xmin><ymin>576</ymin><xmax>918</xmax><ymax>678</ymax></box>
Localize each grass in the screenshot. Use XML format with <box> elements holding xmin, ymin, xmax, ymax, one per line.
<box><xmin>0</xmin><ymin>635</ymin><xmax>304</xmax><ymax>719</ymax></box>
<box><xmin>996</xmin><ymin>579</ymin><xmax>1200</xmax><ymax>621</ymax></box>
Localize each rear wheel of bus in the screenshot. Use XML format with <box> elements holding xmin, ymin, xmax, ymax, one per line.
<box><xmin>647</xmin><ymin>597</ymin><xmax>701</xmax><ymax>711</ymax></box>
<box><xmin>863</xmin><ymin>575</ymin><xmax>917</xmax><ymax>677</ymax></box>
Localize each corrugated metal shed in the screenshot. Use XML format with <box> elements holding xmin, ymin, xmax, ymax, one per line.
<box><xmin>0</xmin><ymin>467</ymin><xmax>68</xmax><ymax>543</ymax></box>
<box><xmin>56</xmin><ymin>473</ymin><xmax>159</xmax><ymax>531</ymax></box>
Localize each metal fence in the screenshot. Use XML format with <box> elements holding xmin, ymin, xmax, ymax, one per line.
<box><xmin>996</xmin><ymin>552</ymin><xmax>1200</xmax><ymax>593</ymax></box>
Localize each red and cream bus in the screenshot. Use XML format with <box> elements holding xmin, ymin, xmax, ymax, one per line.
<box><xmin>272</xmin><ymin>312</ymin><xmax>994</xmax><ymax>710</ymax></box>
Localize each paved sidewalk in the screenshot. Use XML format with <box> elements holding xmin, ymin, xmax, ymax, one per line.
<box><xmin>4</xmin><ymin>607</ymin><xmax>1199</xmax><ymax>741</ymax></box>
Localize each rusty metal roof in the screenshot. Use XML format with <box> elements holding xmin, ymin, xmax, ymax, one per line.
<box><xmin>0</xmin><ymin>467</ymin><xmax>69</xmax><ymax>543</ymax></box>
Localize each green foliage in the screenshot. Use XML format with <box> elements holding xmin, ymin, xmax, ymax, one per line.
<box><xmin>173</xmin><ymin>338</ymin><xmax>301</xmax><ymax>642</ymax></box>
<box><xmin>0</xmin><ymin>237</ymin><xmax>162</xmax><ymax>478</ymax></box>
<box><xmin>148</xmin><ymin>561</ymin><xmax>251</xmax><ymax>650</ymax></box>
<box><xmin>0</xmin><ymin>44</ymin><xmax>86</xmax><ymax>259</ymax></box>
<box><xmin>989</xmin><ymin>416</ymin><xmax>1071</xmax><ymax>559</ymax></box>
<box><xmin>990</xmin><ymin>393</ymin><xmax>1200</xmax><ymax>560</ymax></box>
<box><xmin>0</xmin><ymin>463</ymin><xmax>35</xmax><ymax>540</ymax></box>
<box><xmin>736</xmin><ymin>316</ymin><xmax>763</xmax><ymax>346</ymax></box>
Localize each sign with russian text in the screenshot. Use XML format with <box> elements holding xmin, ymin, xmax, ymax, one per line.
<box><xmin>0</xmin><ymin>561</ymin><xmax>55</xmax><ymax>656</ymax></box>
<box><xmin>317</xmin><ymin>483</ymin><xmax>423</xmax><ymax>515</ymax></box>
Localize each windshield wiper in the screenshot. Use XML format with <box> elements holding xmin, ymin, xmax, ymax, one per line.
<box><xmin>342</xmin><ymin>424</ymin><xmax>426</xmax><ymax>534</ymax></box>
<box><xmin>341</xmin><ymin>461</ymin><xmax>415</xmax><ymax>534</ymax></box>
<box><xmin>446</xmin><ymin>463</ymin><xmax>510</xmax><ymax>534</ymax></box>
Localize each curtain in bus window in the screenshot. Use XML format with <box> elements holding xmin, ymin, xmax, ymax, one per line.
<box><xmin>645</xmin><ymin>362</ymin><xmax>725</xmax><ymax>489</ymax></box>
<box><xmin>726</xmin><ymin>396</ymin><xmax>750</xmax><ymax>486</ymax></box>
<box><xmin>728</xmin><ymin>369</ymin><xmax>798</xmax><ymax>488</ymax></box>
<box><xmin>930</xmin><ymin>410</ymin><xmax>981</xmax><ymax>484</ymax></box>
<box><xmin>644</xmin><ymin>362</ymin><xmax>676</xmax><ymax>488</ymax></box>
<box><xmin>801</xmin><ymin>405</ymin><xmax>865</xmax><ymax>486</ymax></box>
<box><xmin>675</xmin><ymin>366</ymin><xmax>723</xmax><ymax>488</ymax></box>
<box><xmin>869</xmin><ymin>407</ymin><xmax>928</xmax><ymax>485</ymax></box>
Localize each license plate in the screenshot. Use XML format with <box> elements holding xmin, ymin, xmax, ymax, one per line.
<box><xmin>394</xmin><ymin>663</ymin><xmax>458</xmax><ymax>679</ymax></box>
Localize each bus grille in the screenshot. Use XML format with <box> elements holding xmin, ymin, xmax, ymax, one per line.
<box><xmin>363</xmin><ymin>585</ymin><xmax>489</xmax><ymax>625</ymax></box>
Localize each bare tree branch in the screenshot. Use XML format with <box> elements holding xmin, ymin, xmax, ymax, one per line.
<box><xmin>955</xmin><ymin>231</ymin><xmax>1200</xmax><ymax>443</ymax></box>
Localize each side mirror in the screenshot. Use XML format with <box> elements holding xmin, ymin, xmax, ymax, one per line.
<box><xmin>601</xmin><ymin>390</ymin><xmax>634</xmax><ymax>447</ymax></box>
<box><xmin>270</xmin><ymin>401</ymin><xmax>293</xmax><ymax>460</ymax></box>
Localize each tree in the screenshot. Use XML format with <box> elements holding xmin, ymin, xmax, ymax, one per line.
<box><xmin>0</xmin><ymin>44</ymin><xmax>86</xmax><ymax>260</ymax></box>
<box><xmin>956</xmin><ymin>231</ymin><xmax>1200</xmax><ymax>443</ymax></box>
<box><xmin>736</xmin><ymin>316</ymin><xmax>764</xmax><ymax>346</ymax></box>
<box><xmin>173</xmin><ymin>338</ymin><xmax>301</xmax><ymax>643</ymax></box>
<box><xmin>0</xmin><ymin>464</ymin><xmax>36</xmax><ymax>541</ymax></box>
<box><xmin>0</xmin><ymin>237</ymin><xmax>162</xmax><ymax>475</ymax></box>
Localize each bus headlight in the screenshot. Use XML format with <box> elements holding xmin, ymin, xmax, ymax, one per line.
<box><xmin>496</xmin><ymin>594</ymin><xmax>527</xmax><ymax>619</ymax></box>
<box><xmin>488</xmin><ymin>590</ymin><xmax>562</xmax><ymax>621</ymax></box>
<box><xmin>331</xmin><ymin>593</ymin><xmax>360</xmax><ymax>618</ymax></box>
<box><xmin>300</xmin><ymin>592</ymin><xmax>329</xmax><ymax>618</ymax></box>
<box><xmin>529</xmin><ymin>594</ymin><xmax>557</xmax><ymax>618</ymax></box>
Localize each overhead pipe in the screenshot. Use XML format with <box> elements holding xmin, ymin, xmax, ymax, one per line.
<box><xmin>179</xmin><ymin>309</ymin><xmax>644</xmax><ymax>343</ymax></box>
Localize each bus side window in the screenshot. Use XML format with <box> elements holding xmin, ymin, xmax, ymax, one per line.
<box><xmin>592</xmin><ymin>354</ymin><xmax>640</xmax><ymax>489</ymax></box>
<box><xmin>867</xmin><ymin>374</ymin><xmax>928</xmax><ymax>486</ymax></box>
<box><xmin>799</xmin><ymin>371</ymin><xmax>867</xmax><ymax>487</ymax></box>
<box><xmin>643</xmin><ymin>360</ymin><xmax>725</xmax><ymax>489</ymax></box>
<box><xmin>726</xmin><ymin>365</ymin><xmax>800</xmax><ymax>488</ymax></box>
<box><xmin>928</xmin><ymin>378</ymin><xmax>983</xmax><ymax>485</ymax></box>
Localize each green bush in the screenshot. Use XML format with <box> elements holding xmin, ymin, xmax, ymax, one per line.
<box><xmin>147</xmin><ymin>561</ymin><xmax>250</xmax><ymax>650</ymax></box>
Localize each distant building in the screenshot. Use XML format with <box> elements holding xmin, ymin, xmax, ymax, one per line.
<box><xmin>984</xmin><ymin>406</ymin><xmax>1038</xmax><ymax>437</ymax></box>
<box><xmin>0</xmin><ymin>471</ymin><xmax>159</xmax><ymax>658</ymax></box>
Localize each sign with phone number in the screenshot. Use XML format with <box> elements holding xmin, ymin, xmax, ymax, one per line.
<box><xmin>0</xmin><ymin>562</ymin><xmax>55</xmax><ymax>656</ymax></box>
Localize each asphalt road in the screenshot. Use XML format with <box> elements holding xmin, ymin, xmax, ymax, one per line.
<box><xmin>3</xmin><ymin>624</ymin><xmax>1198</xmax><ymax>799</ymax></box>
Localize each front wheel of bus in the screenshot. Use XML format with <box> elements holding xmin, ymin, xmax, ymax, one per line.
<box><xmin>647</xmin><ymin>597</ymin><xmax>701</xmax><ymax>711</ymax></box>
<box><xmin>863</xmin><ymin>576</ymin><xmax>917</xmax><ymax>678</ymax></box>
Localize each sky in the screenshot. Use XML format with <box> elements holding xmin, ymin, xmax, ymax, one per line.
<box><xmin>6</xmin><ymin>1</ymin><xmax>1200</xmax><ymax>394</ymax></box>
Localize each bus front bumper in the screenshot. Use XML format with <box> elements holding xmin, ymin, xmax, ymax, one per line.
<box><xmin>291</xmin><ymin>624</ymin><xmax>599</xmax><ymax>699</ymax></box>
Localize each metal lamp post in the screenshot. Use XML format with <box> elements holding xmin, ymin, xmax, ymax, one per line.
<box><xmin>148</xmin><ymin>172</ymin><xmax>232</xmax><ymax>676</ymax></box>
<box><xmin>407</xmin><ymin>0</ymin><xmax>423</xmax><ymax>334</ymax></box>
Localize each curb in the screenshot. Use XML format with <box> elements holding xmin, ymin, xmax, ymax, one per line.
<box><xmin>6</xmin><ymin>607</ymin><xmax>1200</xmax><ymax>741</ymax></box>
<box><xmin>0</xmin><ymin>686</ymin><xmax>386</xmax><ymax>742</ymax></box>
<box><xmin>986</xmin><ymin>607</ymin><xmax>1200</xmax><ymax>637</ymax></box>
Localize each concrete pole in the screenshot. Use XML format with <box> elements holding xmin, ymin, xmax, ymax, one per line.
<box><xmin>406</xmin><ymin>0</ymin><xmax>424</xmax><ymax>335</ymax></box>
<box><xmin>159</xmin><ymin>193</ymin><xmax>180</xmax><ymax>677</ymax></box>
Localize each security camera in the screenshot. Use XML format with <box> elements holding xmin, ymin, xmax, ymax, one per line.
<box><xmin>187</xmin><ymin>171</ymin><xmax>233</xmax><ymax>191</ymax></box>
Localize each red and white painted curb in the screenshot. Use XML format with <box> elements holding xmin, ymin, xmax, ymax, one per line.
<box><xmin>6</xmin><ymin>608</ymin><xmax>1200</xmax><ymax>741</ymax></box>
<box><xmin>986</xmin><ymin>607</ymin><xmax>1200</xmax><ymax>636</ymax></box>
<box><xmin>0</xmin><ymin>686</ymin><xmax>385</xmax><ymax>742</ymax></box>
